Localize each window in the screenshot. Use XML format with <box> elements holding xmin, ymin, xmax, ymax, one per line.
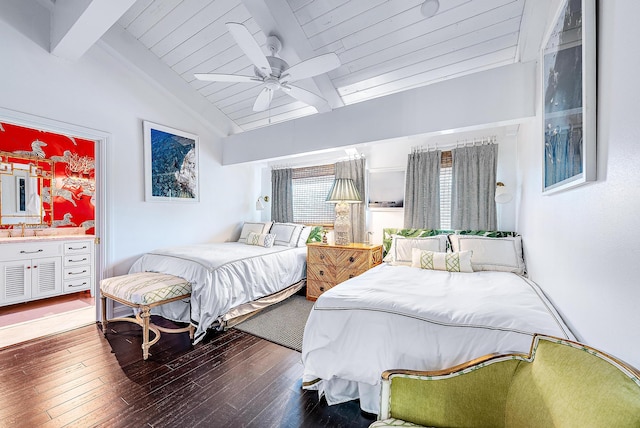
<box><xmin>439</xmin><ymin>151</ymin><xmax>452</xmax><ymax>229</ymax></box>
<box><xmin>292</xmin><ymin>164</ymin><xmax>335</xmax><ymax>225</ymax></box>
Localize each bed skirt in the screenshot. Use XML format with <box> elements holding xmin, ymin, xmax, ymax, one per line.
<box><xmin>213</xmin><ymin>279</ymin><xmax>306</xmax><ymax>330</ymax></box>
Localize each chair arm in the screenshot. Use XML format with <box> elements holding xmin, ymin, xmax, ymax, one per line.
<box><xmin>379</xmin><ymin>353</ymin><xmax>526</xmax><ymax>428</ymax></box>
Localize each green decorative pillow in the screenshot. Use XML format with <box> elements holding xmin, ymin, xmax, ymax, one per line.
<box><xmin>382</xmin><ymin>228</ymin><xmax>519</xmax><ymax>258</ymax></box>
<box><xmin>384</xmin><ymin>235</ymin><xmax>448</xmax><ymax>264</ymax></box>
<box><xmin>306</xmin><ymin>226</ymin><xmax>324</xmax><ymax>243</ymax></box>
<box><xmin>382</xmin><ymin>228</ymin><xmax>443</xmax><ymax>258</ymax></box>
<box><xmin>411</xmin><ymin>249</ymin><xmax>474</xmax><ymax>273</ymax></box>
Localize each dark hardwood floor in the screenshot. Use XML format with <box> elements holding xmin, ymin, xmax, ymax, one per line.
<box><xmin>0</xmin><ymin>318</ymin><xmax>374</xmax><ymax>427</ymax></box>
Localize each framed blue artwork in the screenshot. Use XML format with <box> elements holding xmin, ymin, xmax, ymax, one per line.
<box><xmin>143</xmin><ymin>121</ymin><xmax>199</xmax><ymax>202</ymax></box>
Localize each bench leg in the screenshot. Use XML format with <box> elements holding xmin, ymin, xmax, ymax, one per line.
<box><xmin>100</xmin><ymin>294</ymin><xmax>108</xmax><ymax>335</ymax></box>
<box><xmin>140</xmin><ymin>306</ymin><xmax>151</xmax><ymax>360</ymax></box>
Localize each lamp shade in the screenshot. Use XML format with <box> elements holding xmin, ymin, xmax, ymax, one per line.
<box><xmin>495</xmin><ymin>182</ymin><xmax>513</xmax><ymax>204</ymax></box>
<box><xmin>326</xmin><ymin>178</ymin><xmax>362</xmax><ymax>203</ymax></box>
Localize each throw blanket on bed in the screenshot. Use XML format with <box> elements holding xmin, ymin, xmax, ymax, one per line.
<box><xmin>129</xmin><ymin>242</ymin><xmax>307</xmax><ymax>343</ymax></box>
<box><xmin>301</xmin><ymin>263</ymin><xmax>574</xmax><ymax>414</ymax></box>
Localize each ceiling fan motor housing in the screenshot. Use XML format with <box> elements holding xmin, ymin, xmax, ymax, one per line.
<box><xmin>256</xmin><ymin>56</ymin><xmax>289</xmax><ymax>79</ymax></box>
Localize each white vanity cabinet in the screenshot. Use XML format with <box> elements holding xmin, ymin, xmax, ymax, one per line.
<box><xmin>0</xmin><ymin>237</ymin><xmax>94</xmax><ymax>307</ymax></box>
<box><xmin>62</xmin><ymin>240</ymin><xmax>94</xmax><ymax>294</ymax></box>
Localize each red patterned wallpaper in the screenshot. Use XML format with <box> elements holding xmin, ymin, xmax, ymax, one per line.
<box><xmin>0</xmin><ymin>122</ymin><xmax>95</xmax><ymax>234</ymax></box>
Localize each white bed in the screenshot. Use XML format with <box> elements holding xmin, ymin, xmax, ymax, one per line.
<box><xmin>301</xmin><ymin>262</ymin><xmax>574</xmax><ymax>414</ymax></box>
<box><xmin>129</xmin><ymin>241</ymin><xmax>307</xmax><ymax>344</ymax></box>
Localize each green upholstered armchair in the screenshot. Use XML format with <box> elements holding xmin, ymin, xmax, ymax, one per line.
<box><xmin>371</xmin><ymin>335</ymin><xmax>640</xmax><ymax>428</ymax></box>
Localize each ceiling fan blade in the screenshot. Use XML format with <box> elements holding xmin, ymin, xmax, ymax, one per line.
<box><xmin>284</xmin><ymin>53</ymin><xmax>341</xmax><ymax>82</ymax></box>
<box><xmin>281</xmin><ymin>84</ymin><xmax>327</xmax><ymax>109</ymax></box>
<box><xmin>253</xmin><ymin>87</ymin><xmax>274</xmax><ymax>112</ymax></box>
<box><xmin>226</xmin><ymin>22</ymin><xmax>271</xmax><ymax>77</ymax></box>
<box><xmin>194</xmin><ymin>73</ymin><xmax>259</xmax><ymax>83</ymax></box>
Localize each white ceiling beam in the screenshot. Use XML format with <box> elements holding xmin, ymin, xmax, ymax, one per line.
<box><xmin>240</xmin><ymin>0</ymin><xmax>344</xmax><ymax>111</ymax></box>
<box><xmin>222</xmin><ymin>61</ymin><xmax>536</xmax><ymax>164</ymax></box>
<box><xmin>50</xmin><ymin>0</ymin><xmax>137</xmax><ymax>61</ymax></box>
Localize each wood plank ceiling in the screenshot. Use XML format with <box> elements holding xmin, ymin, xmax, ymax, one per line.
<box><xmin>118</xmin><ymin>0</ymin><xmax>526</xmax><ymax>132</ymax></box>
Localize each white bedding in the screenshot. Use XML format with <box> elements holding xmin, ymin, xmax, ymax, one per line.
<box><xmin>301</xmin><ymin>263</ymin><xmax>574</xmax><ymax>414</ymax></box>
<box><xmin>129</xmin><ymin>242</ymin><xmax>307</xmax><ymax>343</ymax></box>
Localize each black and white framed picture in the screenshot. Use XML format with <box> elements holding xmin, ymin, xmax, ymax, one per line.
<box><xmin>542</xmin><ymin>0</ymin><xmax>596</xmax><ymax>194</ymax></box>
<box><xmin>143</xmin><ymin>121</ymin><xmax>199</xmax><ymax>202</ymax></box>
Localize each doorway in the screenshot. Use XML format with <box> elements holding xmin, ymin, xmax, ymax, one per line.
<box><xmin>0</xmin><ymin>108</ymin><xmax>108</xmax><ymax>347</ymax></box>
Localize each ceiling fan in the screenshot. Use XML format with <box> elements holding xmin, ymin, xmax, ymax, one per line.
<box><xmin>194</xmin><ymin>22</ymin><xmax>341</xmax><ymax>112</ymax></box>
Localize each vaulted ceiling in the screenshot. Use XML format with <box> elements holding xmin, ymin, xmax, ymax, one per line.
<box><xmin>10</xmin><ymin>0</ymin><xmax>551</xmax><ymax>137</ymax></box>
<box><xmin>115</xmin><ymin>0</ymin><xmax>543</xmax><ymax>133</ymax></box>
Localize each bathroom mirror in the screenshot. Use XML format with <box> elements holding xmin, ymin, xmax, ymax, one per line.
<box><xmin>0</xmin><ymin>151</ymin><xmax>53</xmax><ymax>226</ymax></box>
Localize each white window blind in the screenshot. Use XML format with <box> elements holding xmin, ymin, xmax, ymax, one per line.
<box><xmin>439</xmin><ymin>151</ymin><xmax>453</xmax><ymax>229</ymax></box>
<box><xmin>292</xmin><ymin>164</ymin><xmax>336</xmax><ymax>225</ymax></box>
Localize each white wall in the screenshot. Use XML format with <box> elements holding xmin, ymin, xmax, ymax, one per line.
<box><xmin>0</xmin><ymin>16</ymin><xmax>259</xmax><ymax>277</ymax></box>
<box><xmin>517</xmin><ymin>1</ymin><xmax>640</xmax><ymax>368</ymax></box>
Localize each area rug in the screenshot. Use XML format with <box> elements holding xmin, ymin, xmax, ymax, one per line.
<box><xmin>233</xmin><ymin>295</ymin><xmax>314</xmax><ymax>352</ymax></box>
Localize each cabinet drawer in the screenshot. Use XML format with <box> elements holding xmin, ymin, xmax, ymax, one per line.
<box><xmin>63</xmin><ymin>266</ymin><xmax>90</xmax><ymax>280</ymax></box>
<box><xmin>307</xmin><ymin>246</ymin><xmax>337</xmax><ymax>265</ymax></box>
<box><xmin>64</xmin><ymin>254</ymin><xmax>91</xmax><ymax>267</ymax></box>
<box><xmin>306</xmin><ymin>280</ymin><xmax>334</xmax><ymax>300</ymax></box>
<box><xmin>0</xmin><ymin>241</ymin><xmax>62</xmax><ymax>261</ymax></box>
<box><xmin>307</xmin><ymin>263</ymin><xmax>336</xmax><ymax>283</ymax></box>
<box><xmin>336</xmin><ymin>268</ymin><xmax>365</xmax><ymax>284</ymax></box>
<box><xmin>64</xmin><ymin>241</ymin><xmax>92</xmax><ymax>254</ymax></box>
<box><xmin>64</xmin><ymin>278</ymin><xmax>91</xmax><ymax>293</ymax></box>
<box><xmin>335</xmin><ymin>250</ymin><xmax>369</xmax><ymax>271</ymax></box>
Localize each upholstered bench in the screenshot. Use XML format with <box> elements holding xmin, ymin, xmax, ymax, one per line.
<box><xmin>100</xmin><ymin>272</ymin><xmax>194</xmax><ymax>360</ymax></box>
<box><xmin>372</xmin><ymin>334</ymin><xmax>640</xmax><ymax>427</ymax></box>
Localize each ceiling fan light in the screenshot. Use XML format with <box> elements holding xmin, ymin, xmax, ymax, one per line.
<box><xmin>421</xmin><ymin>0</ymin><xmax>440</xmax><ymax>18</ymax></box>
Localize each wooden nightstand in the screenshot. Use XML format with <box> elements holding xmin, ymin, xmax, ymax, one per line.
<box><xmin>306</xmin><ymin>242</ymin><xmax>383</xmax><ymax>301</ymax></box>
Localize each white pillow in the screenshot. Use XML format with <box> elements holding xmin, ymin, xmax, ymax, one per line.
<box><xmin>246</xmin><ymin>232</ymin><xmax>275</xmax><ymax>248</ymax></box>
<box><xmin>270</xmin><ymin>222</ymin><xmax>303</xmax><ymax>247</ymax></box>
<box><xmin>237</xmin><ymin>221</ymin><xmax>273</xmax><ymax>243</ymax></box>
<box><xmin>296</xmin><ymin>226</ymin><xmax>312</xmax><ymax>247</ymax></box>
<box><xmin>411</xmin><ymin>249</ymin><xmax>474</xmax><ymax>273</ymax></box>
<box><xmin>449</xmin><ymin>235</ymin><xmax>525</xmax><ymax>275</ymax></box>
<box><xmin>383</xmin><ymin>235</ymin><xmax>448</xmax><ymax>265</ymax></box>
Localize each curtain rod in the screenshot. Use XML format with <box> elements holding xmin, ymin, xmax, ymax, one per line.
<box><xmin>411</xmin><ymin>135</ymin><xmax>497</xmax><ymax>153</ymax></box>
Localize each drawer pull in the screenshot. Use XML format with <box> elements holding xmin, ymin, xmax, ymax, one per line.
<box><xmin>319</xmin><ymin>254</ymin><xmax>325</xmax><ymax>260</ymax></box>
<box><xmin>319</xmin><ymin>286</ymin><xmax>325</xmax><ymax>292</ymax></box>
<box><xmin>349</xmin><ymin>256</ymin><xmax>355</xmax><ymax>263</ymax></box>
<box><xmin>68</xmin><ymin>270</ymin><xmax>88</xmax><ymax>275</ymax></box>
<box><xmin>319</xmin><ymin>270</ymin><xmax>324</xmax><ymax>276</ymax></box>
<box><xmin>349</xmin><ymin>274</ymin><xmax>355</xmax><ymax>279</ymax></box>
<box><xmin>68</xmin><ymin>258</ymin><xmax>88</xmax><ymax>263</ymax></box>
<box><xmin>69</xmin><ymin>282</ymin><xmax>87</xmax><ymax>288</ymax></box>
<box><xmin>20</xmin><ymin>249</ymin><xmax>43</xmax><ymax>254</ymax></box>
<box><xmin>68</xmin><ymin>246</ymin><xmax>88</xmax><ymax>251</ymax></box>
